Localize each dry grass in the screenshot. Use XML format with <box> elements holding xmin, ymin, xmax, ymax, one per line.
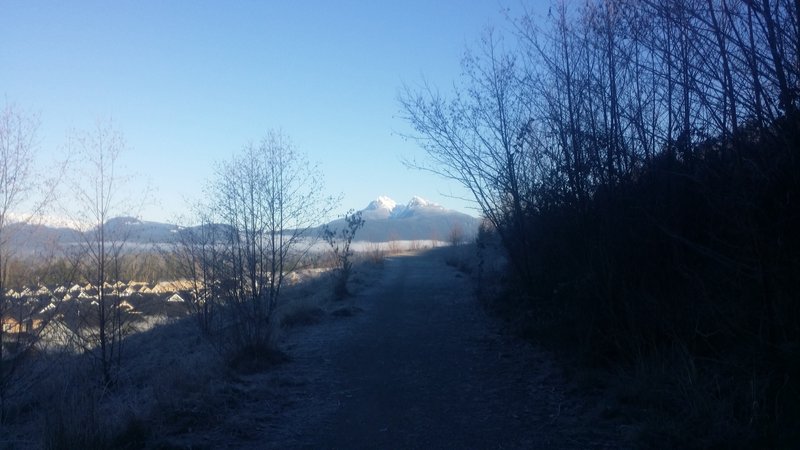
<box><xmin>358</xmin><ymin>242</ymin><xmax>387</xmax><ymax>265</ymax></box>
<box><xmin>277</xmin><ymin>266</ymin><xmax>334</xmax><ymax>328</ymax></box>
<box><xmin>280</xmin><ymin>303</ymin><xmax>326</xmax><ymax>328</ymax></box>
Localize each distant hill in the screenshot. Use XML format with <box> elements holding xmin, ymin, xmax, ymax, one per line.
<box><xmin>4</xmin><ymin>217</ymin><xmax>192</xmax><ymax>255</ymax></box>
<box><xmin>322</xmin><ymin>196</ymin><xmax>480</xmax><ymax>242</ymax></box>
<box><xmin>4</xmin><ymin>221</ymin><xmax>82</xmax><ymax>254</ymax></box>
<box><xmin>3</xmin><ymin>196</ymin><xmax>480</xmax><ymax>254</ymax></box>
<box><xmin>100</xmin><ymin>216</ymin><xmax>181</xmax><ymax>244</ymax></box>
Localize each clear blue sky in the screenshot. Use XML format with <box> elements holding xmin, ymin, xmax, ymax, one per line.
<box><xmin>1</xmin><ymin>1</ymin><xmax>537</xmax><ymax>223</ymax></box>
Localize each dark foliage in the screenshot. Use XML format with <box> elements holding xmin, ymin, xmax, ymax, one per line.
<box><xmin>403</xmin><ymin>0</ymin><xmax>800</xmax><ymax>446</ymax></box>
<box><xmin>227</xmin><ymin>344</ymin><xmax>290</xmax><ymax>374</ymax></box>
<box><xmin>495</xmin><ymin>116</ymin><xmax>800</xmax><ymax>447</ymax></box>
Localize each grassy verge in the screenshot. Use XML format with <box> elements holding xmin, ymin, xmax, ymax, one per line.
<box><xmin>0</xmin><ymin>254</ymin><xmax>387</xmax><ymax>449</ymax></box>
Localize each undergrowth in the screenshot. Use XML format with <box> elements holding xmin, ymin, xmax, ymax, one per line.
<box><xmin>474</xmin><ymin>117</ymin><xmax>800</xmax><ymax>449</ymax></box>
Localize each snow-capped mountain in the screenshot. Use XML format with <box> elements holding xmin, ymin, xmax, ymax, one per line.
<box><xmin>363</xmin><ymin>195</ymin><xmax>450</xmax><ymax>219</ymax></box>
<box><xmin>362</xmin><ymin>195</ymin><xmax>399</xmax><ymax>220</ymax></box>
<box><xmin>367</xmin><ymin>195</ymin><xmax>398</xmax><ymax>211</ymax></box>
<box><xmin>325</xmin><ymin>196</ymin><xmax>480</xmax><ymax>242</ymax></box>
<box><xmin>389</xmin><ymin>196</ymin><xmax>448</xmax><ymax>219</ymax></box>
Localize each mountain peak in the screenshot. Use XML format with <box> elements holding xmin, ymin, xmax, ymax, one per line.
<box><xmin>333</xmin><ymin>195</ymin><xmax>480</xmax><ymax>242</ymax></box>
<box><xmin>406</xmin><ymin>196</ymin><xmax>438</xmax><ymax>209</ymax></box>
<box><xmin>366</xmin><ymin>195</ymin><xmax>398</xmax><ymax>211</ymax></box>
<box><xmin>364</xmin><ymin>195</ymin><xmax>441</xmax><ymax>212</ymax></box>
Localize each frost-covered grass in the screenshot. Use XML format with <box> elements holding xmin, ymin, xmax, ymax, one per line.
<box><xmin>0</xmin><ymin>256</ymin><xmax>386</xmax><ymax>449</ymax></box>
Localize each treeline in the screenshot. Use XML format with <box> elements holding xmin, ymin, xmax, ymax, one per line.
<box><xmin>402</xmin><ymin>0</ymin><xmax>798</xmax><ymax>447</ymax></box>
<box><xmin>0</xmin><ymin>106</ymin><xmax>339</xmax><ymax>432</ymax></box>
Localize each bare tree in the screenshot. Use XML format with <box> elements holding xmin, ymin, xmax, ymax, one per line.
<box><xmin>402</xmin><ymin>1</ymin><xmax>800</xmax><ymax>444</ymax></box>
<box><xmin>65</xmin><ymin>120</ymin><xmax>141</xmax><ymax>386</ymax></box>
<box><xmin>171</xmin><ymin>208</ymin><xmax>225</xmax><ymax>335</ymax></box>
<box><xmin>399</xmin><ymin>29</ymin><xmax>543</xmax><ymax>282</ymax></box>
<box><xmin>448</xmin><ymin>222</ymin><xmax>466</xmax><ymax>247</ymax></box>
<box><xmin>0</xmin><ymin>102</ymin><xmax>65</xmax><ymax>422</ymax></box>
<box><xmin>209</xmin><ymin>131</ymin><xmax>336</xmax><ymax>360</ymax></box>
<box><xmin>322</xmin><ymin>209</ymin><xmax>365</xmax><ymax>299</ymax></box>
<box><xmin>0</xmin><ymin>102</ymin><xmax>40</xmax><ymax>423</ymax></box>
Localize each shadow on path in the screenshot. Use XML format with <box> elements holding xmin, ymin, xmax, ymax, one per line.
<box><xmin>260</xmin><ymin>249</ymin><xmax>625</xmax><ymax>449</ymax></box>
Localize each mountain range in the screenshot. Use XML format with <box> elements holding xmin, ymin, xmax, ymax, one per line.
<box><xmin>4</xmin><ymin>196</ymin><xmax>480</xmax><ymax>253</ymax></box>
<box><xmin>325</xmin><ymin>196</ymin><xmax>480</xmax><ymax>242</ymax></box>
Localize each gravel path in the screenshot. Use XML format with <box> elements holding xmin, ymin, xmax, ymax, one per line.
<box><xmin>247</xmin><ymin>249</ymin><xmax>627</xmax><ymax>449</ymax></box>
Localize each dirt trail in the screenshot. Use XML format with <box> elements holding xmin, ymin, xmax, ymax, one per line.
<box><xmin>251</xmin><ymin>249</ymin><xmax>626</xmax><ymax>449</ymax></box>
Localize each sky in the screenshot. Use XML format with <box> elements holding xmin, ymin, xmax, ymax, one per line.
<box><xmin>1</xmin><ymin>1</ymin><xmax>538</xmax><ymax>224</ymax></box>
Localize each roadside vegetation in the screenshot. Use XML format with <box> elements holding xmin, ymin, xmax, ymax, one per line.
<box><xmin>402</xmin><ymin>1</ymin><xmax>799</xmax><ymax>448</ymax></box>
<box><xmin>0</xmin><ymin>222</ymin><xmax>389</xmax><ymax>448</ymax></box>
<box><xmin>0</xmin><ymin>253</ymin><xmax>387</xmax><ymax>448</ymax></box>
<box><xmin>322</xmin><ymin>209</ymin><xmax>366</xmax><ymax>299</ymax></box>
<box><xmin>0</xmin><ymin>98</ymin><xmax>461</xmax><ymax>447</ymax></box>
<box><xmin>0</xmin><ymin>112</ymin><xmax>391</xmax><ymax>447</ymax></box>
